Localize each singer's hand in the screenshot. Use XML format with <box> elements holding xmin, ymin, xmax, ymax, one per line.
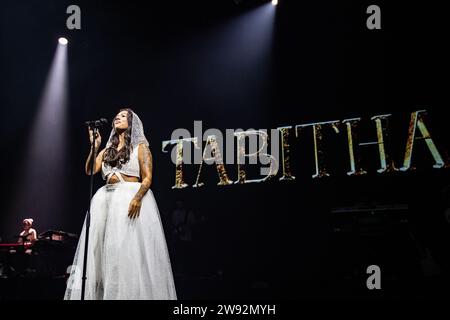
<box><xmin>128</xmin><ymin>197</ymin><xmax>142</xmax><ymax>219</ymax></box>
<box><xmin>88</xmin><ymin>128</ymin><xmax>102</xmax><ymax>149</ymax></box>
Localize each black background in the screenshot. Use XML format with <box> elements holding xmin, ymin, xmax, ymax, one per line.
<box><xmin>0</xmin><ymin>0</ymin><xmax>449</xmax><ymax>299</ymax></box>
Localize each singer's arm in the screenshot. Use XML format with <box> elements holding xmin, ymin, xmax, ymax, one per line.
<box><xmin>85</xmin><ymin>148</ymin><xmax>106</xmax><ymax>175</ymax></box>
<box><xmin>29</xmin><ymin>229</ymin><xmax>37</xmax><ymax>245</ymax></box>
<box><xmin>85</xmin><ymin>128</ymin><xmax>105</xmax><ymax>175</ymax></box>
<box><xmin>128</xmin><ymin>144</ymin><xmax>152</xmax><ymax>219</ymax></box>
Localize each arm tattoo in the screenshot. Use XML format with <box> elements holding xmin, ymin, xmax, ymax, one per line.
<box><xmin>143</xmin><ymin>145</ymin><xmax>153</xmax><ymax>172</ymax></box>
<box><xmin>134</xmin><ymin>145</ymin><xmax>153</xmax><ymax>200</ymax></box>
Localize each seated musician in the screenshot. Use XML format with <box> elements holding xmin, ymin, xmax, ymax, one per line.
<box><xmin>18</xmin><ymin>218</ymin><xmax>37</xmax><ymax>254</ymax></box>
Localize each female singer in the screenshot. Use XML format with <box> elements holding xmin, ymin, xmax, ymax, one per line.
<box><xmin>65</xmin><ymin>109</ymin><xmax>177</xmax><ymax>300</ymax></box>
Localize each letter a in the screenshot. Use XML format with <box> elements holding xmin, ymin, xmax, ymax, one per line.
<box><xmin>366</xmin><ymin>265</ymin><xmax>381</xmax><ymax>290</ymax></box>
<box><xmin>66</xmin><ymin>5</ymin><xmax>81</xmax><ymax>30</ymax></box>
<box><xmin>366</xmin><ymin>5</ymin><xmax>381</xmax><ymax>30</ymax></box>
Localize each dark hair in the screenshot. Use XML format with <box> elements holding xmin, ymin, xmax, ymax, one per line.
<box><xmin>103</xmin><ymin>108</ymin><xmax>133</xmax><ymax>168</ymax></box>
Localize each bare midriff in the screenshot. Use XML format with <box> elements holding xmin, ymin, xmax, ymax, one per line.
<box><xmin>107</xmin><ymin>173</ymin><xmax>140</xmax><ymax>184</ymax></box>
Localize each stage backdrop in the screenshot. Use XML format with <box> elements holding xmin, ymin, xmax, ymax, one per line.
<box><xmin>1</xmin><ymin>0</ymin><xmax>448</xmax><ymax>298</ymax></box>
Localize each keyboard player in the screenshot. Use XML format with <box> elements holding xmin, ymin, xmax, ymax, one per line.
<box><xmin>18</xmin><ymin>218</ymin><xmax>37</xmax><ymax>254</ymax></box>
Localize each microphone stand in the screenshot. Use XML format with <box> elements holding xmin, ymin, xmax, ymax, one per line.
<box><xmin>81</xmin><ymin>126</ymin><xmax>98</xmax><ymax>300</ymax></box>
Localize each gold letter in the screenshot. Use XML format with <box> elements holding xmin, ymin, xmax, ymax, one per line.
<box><xmin>295</xmin><ymin>120</ymin><xmax>340</xmax><ymax>179</ymax></box>
<box><xmin>371</xmin><ymin>114</ymin><xmax>398</xmax><ymax>173</ymax></box>
<box><xmin>347</xmin><ymin>114</ymin><xmax>398</xmax><ymax>174</ymax></box>
<box><xmin>162</xmin><ymin>138</ymin><xmax>198</xmax><ymax>189</ymax></box>
<box><xmin>342</xmin><ymin>118</ymin><xmax>368</xmax><ymax>176</ymax></box>
<box><xmin>276</xmin><ymin>126</ymin><xmax>296</xmax><ymax>181</ymax></box>
<box><xmin>401</xmin><ymin>110</ymin><xmax>448</xmax><ymax>171</ymax></box>
<box><xmin>234</xmin><ymin>130</ymin><xmax>278</xmax><ymax>184</ymax></box>
<box><xmin>193</xmin><ymin>135</ymin><xmax>233</xmax><ymax>187</ymax></box>
<box><xmin>343</xmin><ymin>114</ymin><xmax>399</xmax><ymax>175</ymax></box>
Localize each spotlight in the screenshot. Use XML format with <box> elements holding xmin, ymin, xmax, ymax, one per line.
<box><xmin>271</xmin><ymin>0</ymin><xmax>278</xmax><ymax>5</ymax></box>
<box><xmin>58</xmin><ymin>37</ymin><xmax>68</xmax><ymax>45</ymax></box>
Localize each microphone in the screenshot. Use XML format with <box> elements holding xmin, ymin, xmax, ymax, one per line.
<box><xmin>85</xmin><ymin>118</ymin><xmax>108</xmax><ymax>128</ymax></box>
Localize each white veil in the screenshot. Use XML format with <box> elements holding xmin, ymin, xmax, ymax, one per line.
<box><xmin>105</xmin><ymin>110</ymin><xmax>149</xmax><ymax>150</ymax></box>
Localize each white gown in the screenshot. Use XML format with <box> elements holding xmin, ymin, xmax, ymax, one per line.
<box><xmin>64</xmin><ymin>147</ymin><xmax>177</xmax><ymax>300</ymax></box>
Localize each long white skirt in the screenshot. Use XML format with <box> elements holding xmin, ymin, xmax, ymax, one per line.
<box><xmin>64</xmin><ymin>182</ymin><xmax>177</xmax><ymax>300</ymax></box>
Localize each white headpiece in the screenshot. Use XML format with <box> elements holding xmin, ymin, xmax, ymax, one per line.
<box><xmin>106</xmin><ymin>110</ymin><xmax>149</xmax><ymax>150</ymax></box>
<box><xmin>23</xmin><ymin>218</ymin><xmax>34</xmax><ymax>226</ymax></box>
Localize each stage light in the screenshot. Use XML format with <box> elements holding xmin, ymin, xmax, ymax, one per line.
<box><xmin>271</xmin><ymin>0</ymin><xmax>278</xmax><ymax>6</ymax></box>
<box><xmin>12</xmin><ymin>39</ymin><xmax>69</xmax><ymax>232</ymax></box>
<box><xmin>58</xmin><ymin>37</ymin><xmax>68</xmax><ymax>45</ymax></box>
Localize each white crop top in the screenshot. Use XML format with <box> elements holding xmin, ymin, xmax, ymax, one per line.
<box><xmin>101</xmin><ymin>146</ymin><xmax>140</xmax><ymax>181</ymax></box>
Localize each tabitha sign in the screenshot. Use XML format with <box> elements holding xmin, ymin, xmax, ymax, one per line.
<box><xmin>162</xmin><ymin>110</ymin><xmax>449</xmax><ymax>189</ymax></box>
